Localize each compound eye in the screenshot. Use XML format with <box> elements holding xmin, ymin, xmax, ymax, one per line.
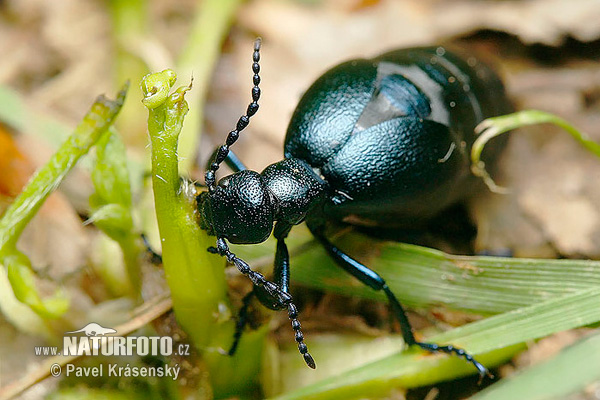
<box><xmin>211</xmin><ymin>170</ymin><xmax>274</xmax><ymax>244</ymax></box>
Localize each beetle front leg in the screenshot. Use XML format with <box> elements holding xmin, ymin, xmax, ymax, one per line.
<box><xmin>205</xmin><ymin>148</ymin><xmax>247</xmax><ymax>173</ymax></box>
<box><xmin>274</xmin><ymin>224</ymin><xmax>316</xmax><ymax>367</ymax></box>
<box><xmin>141</xmin><ymin>233</ymin><xmax>163</xmax><ymax>265</ymax></box>
<box><xmin>308</xmin><ymin>224</ymin><xmax>490</xmax><ymax>380</ymax></box>
<box><xmin>253</xmin><ymin>222</ymin><xmax>316</xmax><ymax>368</ymax></box>
<box><xmin>228</xmin><ymin>290</ymin><xmax>255</xmax><ymax>356</ymax></box>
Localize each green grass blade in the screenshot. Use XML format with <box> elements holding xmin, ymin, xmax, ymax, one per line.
<box><xmin>274</xmin><ymin>286</ymin><xmax>600</xmax><ymax>399</ymax></box>
<box><xmin>471</xmin><ymin>110</ymin><xmax>600</xmax><ymax>192</ymax></box>
<box><xmin>235</xmin><ymin>227</ymin><xmax>600</xmax><ymax>314</ymax></box>
<box><xmin>0</xmin><ymin>85</ymin><xmax>128</xmax><ymax>251</ymax></box>
<box><xmin>471</xmin><ymin>332</ymin><xmax>600</xmax><ymax>400</ymax></box>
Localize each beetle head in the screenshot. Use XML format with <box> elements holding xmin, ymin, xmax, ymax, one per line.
<box><xmin>198</xmin><ymin>170</ymin><xmax>275</xmax><ymax>244</ymax></box>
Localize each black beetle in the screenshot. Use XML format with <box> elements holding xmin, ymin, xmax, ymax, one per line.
<box><xmin>197</xmin><ymin>39</ymin><xmax>511</xmax><ymax>377</ymax></box>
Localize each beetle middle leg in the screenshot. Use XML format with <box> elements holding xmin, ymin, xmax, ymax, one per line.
<box><xmin>307</xmin><ymin>223</ymin><xmax>489</xmax><ymax>379</ymax></box>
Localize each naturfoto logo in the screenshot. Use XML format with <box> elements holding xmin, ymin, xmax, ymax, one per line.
<box><xmin>62</xmin><ymin>322</ymin><xmax>174</xmax><ymax>357</ymax></box>
<box><xmin>64</xmin><ymin>322</ymin><xmax>117</xmax><ymax>337</ymax></box>
<box><xmin>36</xmin><ymin>322</ymin><xmax>189</xmax><ymax>380</ymax></box>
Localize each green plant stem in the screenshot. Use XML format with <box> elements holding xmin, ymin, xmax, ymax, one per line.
<box><xmin>120</xmin><ymin>233</ymin><xmax>142</xmax><ymax>294</ymax></box>
<box><xmin>0</xmin><ymin>86</ymin><xmax>128</xmax><ymax>252</ymax></box>
<box><xmin>137</xmin><ymin>0</ymin><xmax>243</xmax><ymax>283</ymax></box>
<box><xmin>143</xmin><ymin>71</ymin><xmax>265</xmax><ymax>397</ymax></box>
<box><xmin>0</xmin><ymin>85</ymin><xmax>127</xmax><ymax>319</ymax></box>
<box><xmin>144</xmin><ymin>73</ymin><xmax>224</xmax><ymax>344</ymax></box>
<box><xmin>89</xmin><ymin>127</ymin><xmax>141</xmax><ymax>295</ymax></box>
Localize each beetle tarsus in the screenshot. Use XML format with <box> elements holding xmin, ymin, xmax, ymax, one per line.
<box><xmin>416</xmin><ymin>341</ymin><xmax>490</xmax><ymax>381</ymax></box>
<box><xmin>289</xmin><ymin>303</ymin><xmax>315</xmax><ymax>369</ymax></box>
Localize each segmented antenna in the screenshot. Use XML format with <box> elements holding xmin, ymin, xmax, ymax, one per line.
<box><xmin>205</xmin><ymin>38</ymin><xmax>262</xmax><ymax>191</ymax></box>
<box><xmin>209</xmin><ymin>238</ymin><xmax>316</xmax><ymax>368</ymax></box>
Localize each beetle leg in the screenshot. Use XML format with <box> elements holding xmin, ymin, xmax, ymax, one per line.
<box><xmin>274</xmin><ymin>224</ymin><xmax>315</xmax><ymax>368</ymax></box>
<box><xmin>254</xmin><ymin>228</ymin><xmax>292</xmax><ymax>306</ymax></box>
<box><xmin>228</xmin><ymin>290</ymin><xmax>255</xmax><ymax>356</ymax></box>
<box><xmin>273</xmin><ymin>222</ymin><xmax>292</xmax><ymax>293</ymax></box>
<box><xmin>227</xmin><ymin>224</ymin><xmax>289</xmax><ymax>355</ymax></box>
<box><xmin>308</xmin><ymin>225</ymin><xmax>490</xmax><ymax>380</ymax></box>
<box><xmin>141</xmin><ymin>233</ymin><xmax>163</xmax><ymax>265</ymax></box>
<box><xmin>253</xmin><ymin>223</ymin><xmax>316</xmax><ymax>368</ymax></box>
<box><xmin>205</xmin><ymin>148</ymin><xmax>247</xmax><ymax>173</ymax></box>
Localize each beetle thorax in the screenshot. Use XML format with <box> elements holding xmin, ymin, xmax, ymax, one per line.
<box><xmin>197</xmin><ymin>158</ymin><xmax>327</xmax><ymax>244</ymax></box>
<box><xmin>261</xmin><ymin>158</ymin><xmax>327</xmax><ymax>226</ymax></box>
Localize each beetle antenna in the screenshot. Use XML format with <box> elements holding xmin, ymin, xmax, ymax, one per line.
<box><xmin>287</xmin><ymin>301</ymin><xmax>316</xmax><ymax>368</ymax></box>
<box><xmin>205</xmin><ymin>38</ymin><xmax>262</xmax><ymax>191</ymax></box>
<box><xmin>210</xmin><ymin>237</ymin><xmax>316</xmax><ymax>369</ymax></box>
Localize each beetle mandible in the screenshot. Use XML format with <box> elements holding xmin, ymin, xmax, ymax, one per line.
<box><xmin>197</xmin><ymin>38</ymin><xmax>512</xmax><ymax>377</ymax></box>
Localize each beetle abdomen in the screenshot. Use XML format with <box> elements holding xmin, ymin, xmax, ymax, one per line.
<box><xmin>283</xmin><ymin>59</ymin><xmax>378</xmax><ymax>167</ymax></box>
<box><xmin>321</xmin><ymin>116</ymin><xmax>467</xmax><ymax>224</ymax></box>
<box><xmin>285</xmin><ymin>46</ymin><xmax>511</xmax><ymax>227</ymax></box>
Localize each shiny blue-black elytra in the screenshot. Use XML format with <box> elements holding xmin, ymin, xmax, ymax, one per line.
<box><xmin>197</xmin><ymin>39</ymin><xmax>511</xmax><ymax>376</ymax></box>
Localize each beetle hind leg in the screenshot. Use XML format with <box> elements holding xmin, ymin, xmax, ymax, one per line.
<box><xmin>381</xmin><ymin>284</ymin><xmax>491</xmax><ymax>380</ymax></box>
<box><xmin>308</xmin><ymin>224</ymin><xmax>489</xmax><ymax>379</ymax></box>
<box><xmin>415</xmin><ymin>341</ymin><xmax>491</xmax><ymax>381</ymax></box>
